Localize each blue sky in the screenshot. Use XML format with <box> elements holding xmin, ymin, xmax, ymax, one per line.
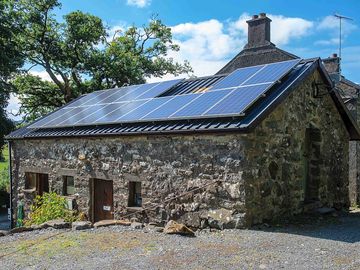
<box><xmin>7</xmin><ymin>0</ymin><xmax>360</xmax><ymax>118</ymax></box>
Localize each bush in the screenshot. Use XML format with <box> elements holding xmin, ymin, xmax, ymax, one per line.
<box><xmin>0</xmin><ymin>166</ymin><xmax>10</xmax><ymax>192</ymax></box>
<box><xmin>24</xmin><ymin>192</ymin><xmax>80</xmax><ymax>226</ymax></box>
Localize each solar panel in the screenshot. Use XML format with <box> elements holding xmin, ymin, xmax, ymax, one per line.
<box><xmin>203</xmin><ymin>83</ymin><xmax>272</xmax><ymax>116</ymax></box>
<box><xmin>170</xmin><ymin>90</ymin><xmax>232</xmax><ymax>118</ymax></box>
<box><xmin>117</xmin><ymin>97</ymin><xmax>172</xmax><ymax>122</ymax></box>
<box><xmin>134</xmin><ymin>79</ymin><xmax>183</xmax><ymax>100</ymax></box>
<box><xmin>30</xmin><ymin>107</ymin><xmax>75</xmax><ymax>128</ymax></box>
<box><xmin>211</xmin><ymin>65</ymin><xmax>263</xmax><ymax>89</ymax></box>
<box><xmin>69</xmin><ymin>79</ymin><xmax>183</xmax><ymax>107</ymax></box>
<box><xmin>27</xmin><ymin>59</ymin><xmax>301</xmax><ymax>129</ymax></box>
<box><xmin>91</xmin><ymin>85</ymin><xmax>140</xmax><ymax>105</ymax></box>
<box><xmin>141</xmin><ymin>94</ymin><xmax>198</xmax><ymax>120</ymax></box>
<box><xmin>211</xmin><ymin>59</ymin><xmax>300</xmax><ymax>90</ymax></box>
<box><xmin>244</xmin><ymin>59</ymin><xmax>300</xmax><ymax>85</ymax></box>
<box><xmin>66</xmin><ymin>91</ymin><xmax>107</xmax><ymax>108</ymax></box>
<box><xmin>71</xmin><ymin>103</ymin><xmax>129</xmax><ymax>126</ymax></box>
<box><xmin>93</xmin><ymin>100</ymin><xmax>146</xmax><ymax>125</ymax></box>
<box><xmin>113</xmin><ymin>83</ymin><xmax>160</xmax><ymax>102</ymax></box>
<box><xmin>54</xmin><ymin>104</ymin><xmax>105</xmax><ymax>127</ymax></box>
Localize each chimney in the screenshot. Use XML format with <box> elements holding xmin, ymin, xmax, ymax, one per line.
<box><xmin>245</xmin><ymin>13</ymin><xmax>272</xmax><ymax>49</ymax></box>
<box><xmin>323</xmin><ymin>53</ymin><xmax>340</xmax><ymax>75</ymax></box>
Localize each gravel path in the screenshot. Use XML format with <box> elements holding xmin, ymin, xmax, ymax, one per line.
<box><xmin>0</xmin><ymin>212</ymin><xmax>359</xmax><ymax>270</ymax></box>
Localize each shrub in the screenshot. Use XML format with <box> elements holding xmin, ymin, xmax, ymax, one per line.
<box><xmin>25</xmin><ymin>192</ymin><xmax>80</xmax><ymax>226</ymax></box>
<box><xmin>0</xmin><ymin>166</ymin><xmax>10</xmax><ymax>192</ymax></box>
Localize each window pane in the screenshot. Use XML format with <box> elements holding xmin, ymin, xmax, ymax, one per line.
<box><xmin>25</xmin><ymin>173</ymin><xmax>37</xmax><ymax>189</ymax></box>
<box><xmin>63</xmin><ymin>176</ymin><xmax>75</xmax><ymax>195</ymax></box>
<box><xmin>128</xmin><ymin>181</ymin><xmax>142</xmax><ymax>207</ymax></box>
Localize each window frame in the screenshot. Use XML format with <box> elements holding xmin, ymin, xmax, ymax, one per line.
<box><xmin>128</xmin><ymin>181</ymin><xmax>142</xmax><ymax>207</ymax></box>
<box><xmin>24</xmin><ymin>172</ymin><xmax>49</xmax><ymax>196</ymax></box>
<box><xmin>62</xmin><ymin>175</ymin><xmax>75</xmax><ymax>196</ymax></box>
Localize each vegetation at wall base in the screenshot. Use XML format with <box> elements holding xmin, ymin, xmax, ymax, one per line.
<box><xmin>0</xmin><ymin>146</ymin><xmax>10</xmax><ymax>192</ymax></box>
<box><xmin>24</xmin><ymin>192</ymin><xmax>81</xmax><ymax>226</ymax></box>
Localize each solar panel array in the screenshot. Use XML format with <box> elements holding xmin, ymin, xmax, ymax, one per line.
<box><xmin>210</xmin><ymin>59</ymin><xmax>301</xmax><ymax>90</ymax></box>
<box><xmin>29</xmin><ymin>59</ymin><xmax>301</xmax><ymax>129</ymax></box>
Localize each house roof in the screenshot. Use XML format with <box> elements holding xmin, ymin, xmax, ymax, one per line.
<box><xmin>216</xmin><ymin>44</ymin><xmax>299</xmax><ymax>75</ymax></box>
<box><xmin>7</xmin><ymin>58</ymin><xmax>360</xmax><ymax>140</ymax></box>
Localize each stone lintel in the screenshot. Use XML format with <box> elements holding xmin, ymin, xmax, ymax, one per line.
<box><xmin>21</xmin><ymin>166</ymin><xmax>52</xmax><ymax>174</ymax></box>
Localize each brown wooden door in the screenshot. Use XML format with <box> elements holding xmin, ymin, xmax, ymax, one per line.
<box><xmin>93</xmin><ymin>179</ymin><xmax>114</xmax><ymax>222</ymax></box>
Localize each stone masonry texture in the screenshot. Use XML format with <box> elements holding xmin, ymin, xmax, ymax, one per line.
<box><xmin>10</xmin><ymin>70</ymin><xmax>350</xmax><ymax>229</ymax></box>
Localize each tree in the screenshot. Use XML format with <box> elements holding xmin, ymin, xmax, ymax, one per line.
<box><xmin>0</xmin><ymin>0</ymin><xmax>22</xmax><ymax>158</ymax></box>
<box><xmin>12</xmin><ymin>0</ymin><xmax>192</xmax><ymax>121</ymax></box>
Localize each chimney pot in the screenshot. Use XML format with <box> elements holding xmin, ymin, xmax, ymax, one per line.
<box><xmin>245</xmin><ymin>12</ymin><xmax>272</xmax><ymax>49</ymax></box>
<box><xmin>259</xmin><ymin>13</ymin><xmax>267</xmax><ymax>18</ymax></box>
<box><xmin>323</xmin><ymin>54</ymin><xmax>340</xmax><ymax>74</ymax></box>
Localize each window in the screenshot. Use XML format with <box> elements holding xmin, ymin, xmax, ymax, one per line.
<box><xmin>128</xmin><ymin>181</ymin><xmax>142</xmax><ymax>207</ymax></box>
<box><xmin>63</xmin><ymin>176</ymin><xmax>75</xmax><ymax>196</ymax></box>
<box><xmin>25</xmin><ymin>172</ymin><xmax>49</xmax><ymax>196</ymax></box>
<box><xmin>25</xmin><ymin>172</ymin><xmax>37</xmax><ymax>189</ymax></box>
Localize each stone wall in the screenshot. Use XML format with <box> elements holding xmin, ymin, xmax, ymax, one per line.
<box><xmin>10</xmin><ymin>70</ymin><xmax>350</xmax><ymax>228</ymax></box>
<box><xmin>242</xmin><ymin>70</ymin><xmax>350</xmax><ymax>225</ymax></box>
<box><xmin>11</xmin><ymin>135</ymin><xmax>248</xmax><ymax>229</ymax></box>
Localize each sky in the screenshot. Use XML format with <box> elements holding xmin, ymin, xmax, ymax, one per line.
<box><xmin>7</xmin><ymin>0</ymin><xmax>360</xmax><ymax>119</ymax></box>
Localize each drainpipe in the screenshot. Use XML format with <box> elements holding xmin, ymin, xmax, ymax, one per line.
<box><xmin>7</xmin><ymin>141</ymin><xmax>13</xmax><ymax>229</ymax></box>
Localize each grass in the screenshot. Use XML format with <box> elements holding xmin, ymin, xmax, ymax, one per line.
<box><xmin>0</xmin><ymin>146</ymin><xmax>8</xmax><ymax>171</ymax></box>
<box><xmin>0</xmin><ymin>146</ymin><xmax>10</xmax><ymax>191</ymax></box>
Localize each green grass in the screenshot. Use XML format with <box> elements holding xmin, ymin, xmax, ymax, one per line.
<box><xmin>0</xmin><ymin>146</ymin><xmax>9</xmax><ymax>171</ymax></box>
<box><xmin>0</xmin><ymin>146</ymin><xmax>9</xmax><ymax>191</ymax></box>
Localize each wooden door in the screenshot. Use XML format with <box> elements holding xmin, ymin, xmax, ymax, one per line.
<box><xmin>93</xmin><ymin>179</ymin><xmax>114</xmax><ymax>222</ymax></box>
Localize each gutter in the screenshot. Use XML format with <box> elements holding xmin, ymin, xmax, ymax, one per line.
<box><xmin>7</xmin><ymin>141</ymin><xmax>13</xmax><ymax>229</ymax></box>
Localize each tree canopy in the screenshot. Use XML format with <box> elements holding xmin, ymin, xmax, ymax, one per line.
<box><xmin>10</xmin><ymin>0</ymin><xmax>192</xmax><ymax>121</ymax></box>
<box><xmin>0</xmin><ymin>0</ymin><xmax>20</xmax><ymax>158</ymax></box>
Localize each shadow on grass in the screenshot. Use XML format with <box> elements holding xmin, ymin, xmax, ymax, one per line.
<box><xmin>250</xmin><ymin>210</ymin><xmax>360</xmax><ymax>244</ymax></box>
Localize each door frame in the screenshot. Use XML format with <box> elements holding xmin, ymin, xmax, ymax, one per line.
<box><xmin>90</xmin><ymin>178</ymin><xmax>114</xmax><ymax>223</ymax></box>
<box><xmin>303</xmin><ymin>127</ymin><xmax>321</xmax><ymax>203</ymax></box>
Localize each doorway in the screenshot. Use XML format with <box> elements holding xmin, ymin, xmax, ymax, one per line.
<box><xmin>92</xmin><ymin>179</ymin><xmax>114</xmax><ymax>222</ymax></box>
<box><xmin>303</xmin><ymin>127</ymin><xmax>322</xmax><ymax>203</ymax></box>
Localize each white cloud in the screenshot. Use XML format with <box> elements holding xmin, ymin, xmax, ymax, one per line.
<box><xmin>230</xmin><ymin>14</ymin><xmax>314</xmax><ymax>46</ymax></box>
<box><xmin>315</xmin><ymin>15</ymin><xmax>357</xmax><ymax>46</ymax></box>
<box><xmin>314</xmin><ymin>38</ymin><xmax>339</xmax><ymax>46</ymax></box>
<box><xmin>270</xmin><ymin>15</ymin><xmax>314</xmax><ymax>45</ymax></box>
<box><xmin>126</xmin><ymin>0</ymin><xmax>150</xmax><ymax>8</ymax></box>
<box><xmin>107</xmin><ymin>24</ymin><xmax>126</xmax><ymax>42</ymax></box>
<box><xmin>317</xmin><ymin>15</ymin><xmax>356</xmax><ymax>33</ymax></box>
<box><xmin>168</xmin><ymin>19</ymin><xmax>245</xmax><ymax>79</ymax></box>
<box><xmin>172</xmin><ymin>19</ymin><xmax>244</xmax><ymax>61</ymax></box>
<box><xmin>6</xmin><ymin>94</ymin><xmax>22</xmax><ymax>120</ymax></box>
<box><xmin>161</xmin><ymin>13</ymin><xmax>314</xmax><ymax>80</ymax></box>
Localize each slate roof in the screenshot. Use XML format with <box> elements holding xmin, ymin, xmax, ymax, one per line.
<box><xmin>6</xmin><ymin>58</ymin><xmax>360</xmax><ymax>140</ymax></box>
<box><xmin>216</xmin><ymin>44</ymin><xmax>299</xmax><ymax>75</ymax></box>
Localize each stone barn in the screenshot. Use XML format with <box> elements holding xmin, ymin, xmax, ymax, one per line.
<box><xmin>6</xmin><ymin>14</ymin><xmax>360</xmax><ymax>229</ymax></box>
<box><xmin>7</xmin><ymin>58</ymin><xmax>359</xmax><ymax>228</ymax></box>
